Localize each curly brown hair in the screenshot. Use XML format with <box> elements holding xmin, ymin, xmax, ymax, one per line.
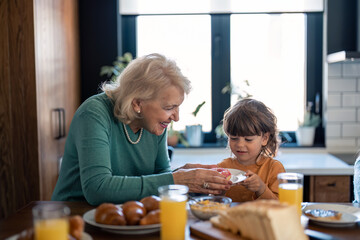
<box><xmin>223</xmin><ymin>98</ymin><xmax>279</xmax><ymax>157</ymax></box>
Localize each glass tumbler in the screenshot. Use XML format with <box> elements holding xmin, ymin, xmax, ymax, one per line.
<box><xmin>32</xmin><ymin>203</ymin><xmax>70</xmax><ymax>240</ymax></box>
<box><xmin>158</xmin><ymin>184</ymin><xmax>189</xmax><ymax>240</ymax></box>
<box><xmin>278</xmin><ymin>172</ymin><xmax>304</xmax><ymax>216</ymax></box>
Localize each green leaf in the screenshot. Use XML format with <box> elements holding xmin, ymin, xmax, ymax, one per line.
<box><xmin>221</xmin><ymin>82</ymin><xmax>231</xmax><ymax>94</ymax></box>
<box><xmin>221</xmin><ymin>80</ymin><xmax>252</xmax><ymax>100</ymax></box>
<box><xmin>215</xmin><ymin>124</ymin><xmax>227</xmax><ymax>138</ymax></box>
<box><xmin>123</xmin><ymin>52</ymin><xmax>133</xmax><ymax>62</ymax></box>
<box><xmin>299</xmin><ymin>112</ymin><xmax>321</xmax><ymax>127</ymax></box>
<box><xmin>99</xmin><ymin>52</ymin><xmax>133</xmax><ymax>81</ymax></box>
<box><xmin>177</xmin><ymin>133</ymin><xmax>189</xmax><ymax>147</ymax></box>
<box><xmin>100</xmin><ymin>66</ymin><xmax>115</xmax><ymax>77</ymax></box>
<box><xmin>192</xmin><ymin>101</ymin><xmax>206</xmax><ymax>117</ymax></box>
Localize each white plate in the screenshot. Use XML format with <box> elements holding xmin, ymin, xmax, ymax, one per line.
<box><xmin>226</xmin><ymin>168</ymin><xmax>247</xmax><ymax>184</ymax></box>
<box><xmin>6</xmin><ymin>232</ymin><xmax>92</xmax><ymax>240</ymax></box>
<box><xmin>302</xmin><ymin>203</ymin><xmax>360</xmax><ymax>227</ymax></box>
<box><xmin>83</xmin><ymin>205</ymin><xmax>160</xmax><ymax>235</ymax></box>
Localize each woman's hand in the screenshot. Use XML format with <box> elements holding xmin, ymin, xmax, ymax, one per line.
<box><xmin>177</xmin><ymin>163</ymin><xmax>218</xmax><ymax>170</ymax></box>
<box><xmin>239</xmin><ymin>170</ymin><xmax>266</xmax><ymax>197</ymax></box>
<box><xmin>172</xmin><ymin>168</ymin><xmax>232</xmax><ymax>195</ymax></box>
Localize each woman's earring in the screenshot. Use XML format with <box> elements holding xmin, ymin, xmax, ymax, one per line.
<box><xmin>137</xmin><ymin>110</ymin><xmax>141</xmax><ymax>114</ymax></box>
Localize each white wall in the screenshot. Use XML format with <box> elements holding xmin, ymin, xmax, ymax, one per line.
<box><xmin>326</xmin><ymin>62</ymin><xmax>360</xmax><ymax>153</ymax></box>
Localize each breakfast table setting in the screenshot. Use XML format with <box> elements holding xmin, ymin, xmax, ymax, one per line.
<box><xmin>1</xmin><ymin>199</ymin><xmax>360</xmax><ymax>240</ymax></box>
<box><xmin>1</xmin><ymin>170</ymin><xmax>360</xmax><ymax>240</ymax></box>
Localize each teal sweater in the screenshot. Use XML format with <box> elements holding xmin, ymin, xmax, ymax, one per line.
<box><xmin>51</xmin><ymin>93</ymin><xmax>174</xmax><ymax>205</ymax></box>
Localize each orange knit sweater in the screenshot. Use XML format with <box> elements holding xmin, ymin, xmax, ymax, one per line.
<box><xmin>218</xmin><ymin>156</ymin><xmax>285</xmax><ymax>202</ymax></box>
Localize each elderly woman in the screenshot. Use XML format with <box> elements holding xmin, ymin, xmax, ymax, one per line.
<box><xmin>52</xmin><ymin>53</ymin><xmax>232</xmax><ymax>205</ymax></box>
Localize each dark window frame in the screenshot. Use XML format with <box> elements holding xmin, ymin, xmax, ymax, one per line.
<box><xmin>121</xmin><ymin>12</ymin><xmax>324</xmax><ymax>147</ymax></box>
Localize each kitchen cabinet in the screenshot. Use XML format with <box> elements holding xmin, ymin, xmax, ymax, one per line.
<box><xmin>0</xmin><ymin>0</ymin><xmax>80</xmax><ymax>219</ymax></box>
<box><xmin>309</xmin><ymin>176</ymin><xmax>351</xmax><ymax>202</ymax></box>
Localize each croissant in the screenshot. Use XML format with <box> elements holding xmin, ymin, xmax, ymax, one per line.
<box><xmin>122</xmin><ymin>201</ymin><xmax>147</xmax><ymax>225</ymax></box>
<box><xmin>140</xmin><ymin>195</ymin><xmax>160</xmax><ymax>212</ymax></box>
<box><xmin>140</xmin><ymin>209</ymin><xmax>160</xmax><ymax>225</ymax></box>
<box><xmin>68</xmin><ymin>215</ymin><xmax>84</xmax><ymax>240</ymax></box>
<box><xmin>94</xmin><ymin>203</ymin><xmax>126</xmax><ymax>225</ymax></box>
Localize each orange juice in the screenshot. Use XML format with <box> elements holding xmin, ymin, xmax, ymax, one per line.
<box><xmin>160</xmin><ymin>197</ymin><xmax>187</xmax><ymax>240</ymax></box>
<box><xmin>35</xmin><ymin>218</ymin><xmax>69</xmax><ymax>240</ymax></box>
<box><xmin>279</xmin><ymin>183</ymin><xmax>303</xmax><ymax>216</ymax></box>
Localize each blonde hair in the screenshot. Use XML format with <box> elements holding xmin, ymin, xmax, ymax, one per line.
<box><xmin>102</xmin><ymin>53</ymin><xmax>191</xmax><ymax>124</ymax></box>
<box><xmin>223</xmin><ymin>98</ymin><xmax>279</xmax><ymax>157</ymax></box>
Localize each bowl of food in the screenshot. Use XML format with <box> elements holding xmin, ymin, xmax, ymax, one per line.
<box><xmin>188</xmin><ymin>195</ymin><xmax>232</xmax><ymax>220</ymax></box>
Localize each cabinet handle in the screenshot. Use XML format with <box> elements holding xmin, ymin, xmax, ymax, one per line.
<box><xmin>327</xmin><ymin>182</ymin><xmax>336</xmax><ymax>187</ymax></box>
<box><xmin>53</xmin><ymin>108</ymin><xmax>66</xmax><ymax>139</ymax></box>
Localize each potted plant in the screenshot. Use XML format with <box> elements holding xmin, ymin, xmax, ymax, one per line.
<box><xmin>100</xmin><ymin>52</ymin><xmax>133</xmax><ymax>82</ymax></box>
<box><xmin>167</xmin><ymin>122</ymin><xmax>189</xmax><ymax>147</ymax></box>
<box><xmin>185</xmin><ymin>101</ymin><xmax>206</xmax><ymax>147</ymax></box>
<box><xmin>215</xmin><ymin>123</ymin><xmax>227</xmax><ymax>147</ymax></box>
<box><xmin>214</xmin><ymin>81</ymin><xmax>252</xmax><ymax>145</ymax></box>
<box><xmin>296</xmin><ymin>103</ymin><xmax>321</xmax><ymax>146</ymax></box>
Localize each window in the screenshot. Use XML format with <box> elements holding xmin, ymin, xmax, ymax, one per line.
<box><xmin>231</xmin><ymin>14</ymin><xmax>306</xmax><ymax>131</ymax></box>
<box><xmin>137</xmin><ymin>15</ymin><xmax>212</xmax><ymax>132</ymax></box>
<box><xmin>121</xmin><ymin>11</ymin><xmax>323</xmax><ymax>146</ymax></box>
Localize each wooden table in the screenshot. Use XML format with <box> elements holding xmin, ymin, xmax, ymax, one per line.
<box><xmin>0</xmin><ymin>201</ymin><xmax>199</xmax><ymax>240</ymax></box>
<box><xmin>0</xmin><ymin>201</ymin><xmax>359</xmax><ymax>240</ymax></box>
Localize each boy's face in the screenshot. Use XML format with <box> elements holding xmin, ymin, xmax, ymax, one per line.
<box><xmin>228</xmin><ymin>133</ymin><xmax>269</xmax><ymax>165</ymax></box>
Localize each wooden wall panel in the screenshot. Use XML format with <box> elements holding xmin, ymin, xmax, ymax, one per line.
<box><xmin>0</xmin><ymin>0</ymin><xmax>80</xmax><ymax>219</ymax></box>
<box><xmin>34</xmin><ymin>0</ymin><xmax>80</xmax><ymax>200</ymax></box>
<box><xmin>0</xmin><ymin>0</ymin><xmax>40</xmax><ymax>219</ymax></box>
<box><xmin>0</xmin><ymin>0</ymin><xmax>16</xmax><ymax>219</ymax></box>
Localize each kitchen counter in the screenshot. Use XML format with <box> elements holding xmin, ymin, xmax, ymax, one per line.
<box><xmin>171</xmin><ymin>148</ymin><xmax>354</xmax><ymax>176</ymax></box>
<box><xmin>330</xmin><ymin>153</ymin><xmax>358</xmax><ymax>165</ymax></box>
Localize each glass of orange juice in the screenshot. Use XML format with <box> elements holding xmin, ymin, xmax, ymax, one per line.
<box><xmin>32</xmin><ymin>203</ymin><xmax>70</xmax><ymax>240</ymax></box>
<box><xmin>158</xmin><ymin>184</ymin><xmax>189</xmax><ymax>240</ymax></box>
<box><xmin>278</xmin><ymin>172</ymin><xmax>304</xmax><ymax>216</ymax></box>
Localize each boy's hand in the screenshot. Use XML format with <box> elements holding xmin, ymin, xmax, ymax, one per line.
<box><xmin>240</xmin><ymin>170</ymin><xmax>266</xmax><ymax>197</ymax></box>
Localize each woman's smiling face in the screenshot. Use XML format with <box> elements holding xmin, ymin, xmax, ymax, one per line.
<box><xmin>137</xmin><ymin>85</ymin><xmax>185</xmax><ymax>136</ymax></box>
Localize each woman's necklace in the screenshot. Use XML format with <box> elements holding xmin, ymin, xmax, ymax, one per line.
<box><xmin>123</xmin><ymin>123</ymin><xmax>143</xmax><ymax>144</ymax></box>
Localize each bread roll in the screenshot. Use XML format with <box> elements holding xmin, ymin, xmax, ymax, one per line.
<box><xmin>68</xmin><ymin>215</ymin><xmax>84</xmax><ymax>240</ymax></box>
<box><xmin>122</xmin><ymin>201</ymin><xmax>147</xmax><ymax>225</ymax></box>
<box><xmin>95</xmin><ymin>203</ymin><xmax>126</xmax><ymax>225</ymax></box>
<box><xmin>140</xmin><ymin>209</ymin><xmax>160</xmax><ymax>225</ymax></box>
<box><xmin>140</xmin><ymin>195</ymin><xmax>160</xmax><ymax>212</ymax></box>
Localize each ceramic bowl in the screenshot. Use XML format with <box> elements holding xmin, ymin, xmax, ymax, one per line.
<box><xmin>188</xmin><ymin>195</ymin><xmax>232</xmax><ymax>220</ymax></box>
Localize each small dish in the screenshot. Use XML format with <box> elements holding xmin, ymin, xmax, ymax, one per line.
<box><xmin>226</xmin><ymin>169</ymin><xmax>247</xmax><ymax>184</ymax></box>
<box><xmin>188</xmin><ymin>195</ymin><xmax>232</xmax><ymax>221</ymax></box>
<box><xmin>302</xmin><ymin>203</ymin><xmax>360</xmax><ymax>227</ymax></box>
